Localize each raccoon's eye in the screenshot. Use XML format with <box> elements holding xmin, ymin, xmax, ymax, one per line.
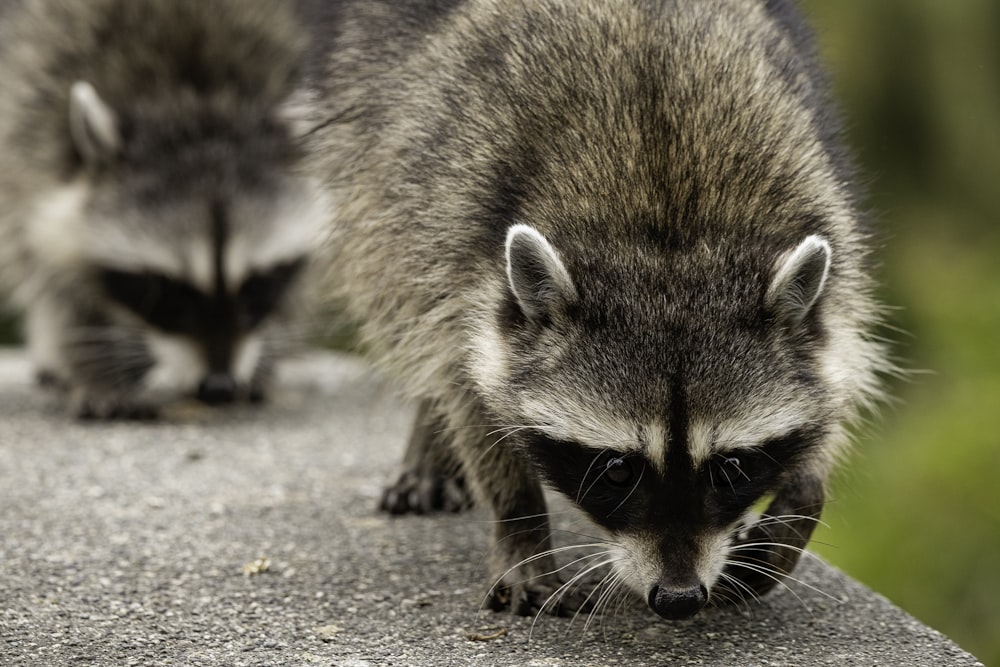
<box><xmin>601</xmin><ymin>454</ymin><xmax>636</xmax><ymax>487</ymax></box>
<box><xmin>710</xmin><ymin>455</ymin><xmax>747</xmax><ymax>488</ymax></box>
<box><xmin>101</xmin><ymin>269</ymin><xmax>202</xmax><ymax>333</ymax></box>
<box><xmin>238</xmin><ymin>258</ymin><xmax>304</xmax><ymax>328</ymax></box>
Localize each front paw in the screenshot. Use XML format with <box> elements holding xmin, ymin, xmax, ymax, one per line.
<box><xmin>70</xmin><ymin>389</ymin><xmax>159</xmax><ymax>421</ymax></box>
<box><xmin>379</xmin><ymin>466</ymin><xmax>473</xmax><ymax>515</ymax></box>
<box><xmin>486</xmin><ymin>559</ymin><xmax>595</xmax><ymax>617</ymax></box>
<box><xmin>714</xmin><ymin>476</ymin><xmax>824</xmax><ymax>603</ymax></box>
<box><xmin>35</xmin><ymin>368</ymin><xmax>68</xmax><ymax>391</ymax></box>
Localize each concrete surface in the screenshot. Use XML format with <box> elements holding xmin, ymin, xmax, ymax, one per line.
<box><xmin>0</xmin><ymin>349</ymin><xmax>983</xmax><ymax>667</ymax></box>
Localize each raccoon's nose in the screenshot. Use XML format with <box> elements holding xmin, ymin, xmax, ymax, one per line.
<box><xmin>647</xmin><ymin>581</ymin><xmax>708</xmax><ymax>620</ymax></box>
<box><xmin>197</xmin><ymin>373</ymin><xmax>237</xmax><ymax>404</ymax></box>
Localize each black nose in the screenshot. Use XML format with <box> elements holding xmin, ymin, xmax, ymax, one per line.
<box><xmin>197</xmin><ymin>373</ymin><xmax>237</xmax><ymax>404</ymax></box>
<box><xmin>647</xmin><ymin>582</ymin><xmax>708</xmax><ymax>620</ymax></box>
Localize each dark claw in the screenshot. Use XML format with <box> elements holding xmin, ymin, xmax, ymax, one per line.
<box><xmin>72</xmin><ymin>392</ymin><xmax>159</xmax><ymax>421</ymax></box>
<box><xmin>487</xmin><ymin>574</ymin><xmax>594</xmax><ymax>617</ymax></box>
<box><xmin>379</xmin><ymin>468</ymin><xmax>473</xmax><ymax>514</ymax></box>
<box><xmin>713</xmin><ymin>472</ymin><xmax>824</xmax><ymax>604</ymax></box>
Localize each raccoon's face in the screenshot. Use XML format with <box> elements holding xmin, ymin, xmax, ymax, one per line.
<box><xmin>25</xmin><ymin>82</ymin><xmax>327</xmax><ymax>405</ymax></box>
<box><xmin>94</xmin><ymin>182</ymin><xmax>325</xmax><ymax>404</ymax></box>
<box><xmin>470</xmin><ymin>224</ymin><xmax>838</xmax><ymax>619</ymax></box>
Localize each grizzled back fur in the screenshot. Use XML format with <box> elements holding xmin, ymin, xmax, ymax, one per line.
<box><xmin>312</xmin><ymin>0</ymin><xmax>886</xmax><ymax>452</ymax></box>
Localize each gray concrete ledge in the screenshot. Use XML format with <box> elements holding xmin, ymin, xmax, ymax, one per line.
<box><xmin>0</xmin><ymin>349</ymin><xmax>982</xmax><ymax>666</ymax></box>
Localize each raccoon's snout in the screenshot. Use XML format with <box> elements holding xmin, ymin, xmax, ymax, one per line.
<box><xmin>196</xmin><ymin>372</ymin><xmax>237</xmax><ymax>404</ymax></box>
<box><xmin>647</xmin><ymin>581</ymin><xmax>708</xmax><ymax>620</ymax></box>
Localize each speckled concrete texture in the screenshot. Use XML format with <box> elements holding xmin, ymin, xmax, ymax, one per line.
<box><xmin>0</xmin><ymin>349</ymin><xmax>982</xmax><ymax>666</ymax></box>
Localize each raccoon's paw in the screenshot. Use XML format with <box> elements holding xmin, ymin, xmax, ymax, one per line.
<box><xmin>715</xmin><ymin>475</ymin><xmax>825</xmax><ymax>604</ymax></box>
<box><xmin>486</xmin><ymin>565</ymin><xmax>593</xmax><ymax>617</ymax></box>
<box><xmin>485</xmin><ymin>552</ymin><xmax>592</xmax><ymax>616</ymax></box>
<box><xmin>70</xmin><ymin>389</ymin><xmax>159</xmax><ymax>421</ymax></box>
<box><xmin>713</xmin><ymin>546</ymin><xmax>789</xmax><ymax>603</ymax></box>
<box><xmin>713</xmin><ymin>521</ymin><xmax>814</xmax><ymax>603</ymax></box>
<box><xmin>379</xmin><ymin>466</ymin><xmax>473</xmax><ymax>515</ymax></box>
<box><xmin>35</xmin><ymin>369</ymin><xmax>68</xmax><ymax>391</ymax></box>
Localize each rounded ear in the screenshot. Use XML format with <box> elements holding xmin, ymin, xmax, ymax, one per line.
<box><xmin>505</xmin><ymin>224</ymin><xmax>577</xmax><ymax>324</ymax></box>
<box><xmin>766</xmin><ymin>235</ymin><xmax>831</xmax><ymax>327</ymax></box>
<box><xmin>69</xmin><ymin>81</ymin><xmax>120</xmax><ymax>166</ymax></box>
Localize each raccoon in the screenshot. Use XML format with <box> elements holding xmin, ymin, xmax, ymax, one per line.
<box><xmin>0</xmin><ymin>0</ymin><xmax>327</xmax><ymax>418</ymax></box>
<box><xmin>307</xmin><ymin>0</ymin><xmax>889</xmax><ymax>619</ymax></box>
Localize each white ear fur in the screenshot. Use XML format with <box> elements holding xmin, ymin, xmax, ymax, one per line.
<box><xmin>69</xmin><ymin>81</ymin><xmax>120</xmax><ymax>165</ymax></box>
<box><xmin>505</xmin><ymin>224</ymin><xmax>577</xmax><ymax>323</ymax></box>
<box><xmin>766</xmin><ymin>235</ymin><xmax>831</xmax><ymax>327</ymax></box>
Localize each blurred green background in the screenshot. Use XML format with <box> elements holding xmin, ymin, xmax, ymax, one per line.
<box><xmin>802</xmin><ymin>1</ymin><xmax>1000</xmax><ymax>663</ymax></box>
<box><xmin>2</xmin><ymin>1</ymin><xmax>997</xmax><ymax>662</ymax></box>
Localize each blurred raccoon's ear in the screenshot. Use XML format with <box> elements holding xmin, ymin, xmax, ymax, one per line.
<box><xmin>69</xmin><ymin>81</ymin><xmax>121</xmax><ymax>166</ymax></box>
<box><xmin>505</xmin><ymin>224</ymin><xmax>578</xmax><ymax>324</ymax></box>
<box><xmin>766</xmin><ymin>235</ymin><xmax>831</xmax><ymax>327</ymax></box>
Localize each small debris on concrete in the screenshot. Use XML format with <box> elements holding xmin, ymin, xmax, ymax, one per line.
<box><xmin>313</xmin><ymin>624</ymin><xmax>342</xmax><ymax>642</ymax></box>
<box><xmin>241</xmin><ymin>557</ymin><xmax>270</xmax><ymax>576</ymax></box>
<box><xmin>465</xmin><ymin>626</ymin><xmax>508</xmax><ymax>642</ymax></box>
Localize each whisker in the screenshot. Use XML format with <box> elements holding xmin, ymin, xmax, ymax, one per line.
<box><xmin>479</xmin><ymin>544</ymin><xmax>613</xmax><ymax>617</ymax></box>
<box><xmin>608</xmin><ymin>466</ymin><xmax>644</xmax><ymax>516</ymax></box>
<box><xmin>727</xmin><ymin>541</ymin><xmax>810</xmax><ymax>557</ymax></box>
<box><xmin>722</xmin><ymin>559</ymin><xmax>811</xmax><ymax>610</ymax></box>
<box><xmin>714</xmin><ymin>571</ymin><xmax>759</xmax><ymax>614</ymax></box>
<box><xmin>576</xmin><ymin>449</ymin><xmax>611</xmax><ymax>504</ymax></box>
<box><xmin>583</xmin><ymin>570</ymin><xmax>626</xmax><ymax>636</ymax></box>
<box><xmin>724</xmin><ymin>558</ymin><xmax>843</xmax><ymax>605</ymax></box>
<box><xmin>530</xmin><ymin>556</ymin><xmax>615</xmax><ymax>640</ymax></box>
<box><xmin>596</xmin><ymin>573</ymin><xmax>630</xmax><ymax>641</ymax></box>
<box><xmin>752</xmin><ymin>513</ymin><xmax>828</xmax><ymax>529</ymax></box>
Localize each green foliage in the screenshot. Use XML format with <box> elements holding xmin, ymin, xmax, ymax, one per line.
<box><xmin>0</xmin><ymin>308</ymin><xmax>20</xmax><ymax>346</ymax></box>
<box><xmin>802</xmin><ymin>1</ymin><xmax>1000</xmax><ymax>662</ymax></box>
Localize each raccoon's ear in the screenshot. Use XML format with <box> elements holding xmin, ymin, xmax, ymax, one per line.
<box><xmin>766</xmin><ymin>235</ymin><xmax>831</xmax><ymax>327</ymax></box>
<box><xmin>505</xmin><ymin>224</ymin><xmax>578</xmax><ymax>324</ymax></box>
<box><xmin>69</xmin><ymin>81</ymin><xmax>121</xmax><ymax>166</ymax></box>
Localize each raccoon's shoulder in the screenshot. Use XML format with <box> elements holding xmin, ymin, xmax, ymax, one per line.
<box><xmin>303</xmin><ymin>0</ymin><xmax>465</xmax><ymax>90</ymax></box>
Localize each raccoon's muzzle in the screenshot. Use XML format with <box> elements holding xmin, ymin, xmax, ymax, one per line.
<box><xmin>196</xmin><ymin>372</ymin><xmax>238</xmax><ymax>404</ymax></box>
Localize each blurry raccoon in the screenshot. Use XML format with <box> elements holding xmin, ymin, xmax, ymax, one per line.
<box><xmin>0</xmin><ymin>0</ymin><xmax>327</xmax><ymax>418</ymax></box>
<box><xmin>307</xmin><ymin>0</ymin><xmax>890</xmax><ymax>620</ymax></box>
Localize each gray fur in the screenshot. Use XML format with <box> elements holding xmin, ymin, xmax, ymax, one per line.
<box><xmin>307</xmin><ymin>0</ymin><xmax>890</xmax><ymax>618</ymax></box>
<box><xmin>0</xmin><ymin>0</ymin><xmax>324</xmax><ymax>418</ymax></box>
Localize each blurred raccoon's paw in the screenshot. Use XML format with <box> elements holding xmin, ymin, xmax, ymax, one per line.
<box><xmin>486</xmin><ymin>569</ymin><xmax>593</xmax><ymax>617</ymax></box>
<box><xmin>246</xmin><ymin>374</ymin><xmax>271</xmax><ymax>403</ymax></box>
<box><xmin>35</xmin><ymin>369</ymin><xmax>68</xmax><ymax>391</ymax></box>
<box><xmin>379</xmin><ymin>466</ymin><xmax>473</xmax><ymax>515</ymax></box>
<box><xmin>70</xmin><ymin>390</ymin><xmax>159</xmax><ymax>421</ymax></box>
<box><xmin>247</xmin><ymin>385</ymin><xmax>267</xmax><ymax>403</ymax></box>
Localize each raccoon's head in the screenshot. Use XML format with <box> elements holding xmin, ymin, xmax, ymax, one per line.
<box><xmin>27</xmin><ymin>81</ymin><xmax>327</xmax><ymax>405</ymax></box>
<box><xmin>470</xmin><ymin>223</ymin><xmax>863</xmax><ymax>620</ymax></box>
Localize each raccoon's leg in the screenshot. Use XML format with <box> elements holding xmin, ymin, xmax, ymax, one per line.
<box><xmin>52</xmin><ymin>297</ymin><xmax>159</xmax><ymax>420</ymax></box>
<box><xmin>25</xmin><ymin>295</ymin><xmax>71</xmax><ymax>390</ymax></box>
<box><xmin>379</xmin><ymin>399</ymin><xmax>473</xmax><ymax>514</ymax></box>
<box><xmin>442</xmin><ymin>402</ymin><xmax>589</xmax><ymax>617</ymax></box>
<box><xmin>246</xmin><ymin>349</ymin><xmax>275</xmax><ymax>403</ymax></box>
<box><xmin>716</xmin><ymin>471</ymin><xmax>825</xmax><ymax>603</ymax></box>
